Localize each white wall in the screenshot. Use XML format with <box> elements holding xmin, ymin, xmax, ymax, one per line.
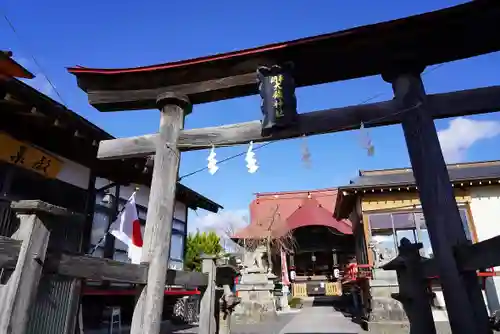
<box><xmin>469</xmin><ymin>185</ymin><xmax>500</xmax><ymax>315</ymax></box>
<box><xmin>53</xmin><ymin>160</ymin><xmax>189</xmax><ymax>221</ymax></box>
<box><xmin>469</xmin><ymin>186</ymin><xmax>500</xmax><ymax>244</ymax></box>
<box><xmin>94</xmin><ymin>177</ymin><xmax>187</xmax><ymax>221</ymax></box>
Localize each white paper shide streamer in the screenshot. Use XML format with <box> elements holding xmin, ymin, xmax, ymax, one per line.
<box><xmin>245</xmin><ymin>141</ymin><xmax>259</xmax><ymax>173</ymax></box>
<box><xmin>301</xmin><ymin>135</ymin><xmax>312</xmax><ymax>168</ymax></box>
<box><xmin>359</xmin><ymin>122</ymin><xmax>375</xmax><ymax>156</ymax></box>
<box><xmin>207</xmin><ymin>145</ymin><xmax>219</xmax><ymax>175</ymax></box>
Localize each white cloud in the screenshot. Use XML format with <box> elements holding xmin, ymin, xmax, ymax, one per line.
<box><xmin>437</xmin><ymin>117</ymin><xmax>500</xmax><ymax>163</ymax></box>
<box><xmin>189</xmin><ymin>209</ymin><xmax>249</xmax><ymax>252</ymax></box>
<box><xmin>190</xmin><ymin>209</ymin><xmax>249</xmax><ymax>234</ymax></box>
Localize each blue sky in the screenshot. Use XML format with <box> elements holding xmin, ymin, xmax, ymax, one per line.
<box><xmin>3</xmin><ymin>0</ymin><xmax>500</xmax><ymax>229</ymax></box>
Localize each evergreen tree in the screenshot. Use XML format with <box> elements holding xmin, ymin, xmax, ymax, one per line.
<box><xmin>184</xmin><ymin>231</ymin><xmax>223</xmax><ymax>272</ymax></box>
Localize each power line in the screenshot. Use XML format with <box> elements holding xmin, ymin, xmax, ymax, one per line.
<box><xmin>178</xmin><ymin>63</ymin><xmax>444</xmax><ymax>181</ymax></box>
<box><xmin>178</xmin><ymin>100</ymin><xmax>422</xmax><ymax>180</ymax></box>
<box><xmin>2</xmin><ymin>12</ymin><xmax>68</xmax><ymax>107</ymax></box>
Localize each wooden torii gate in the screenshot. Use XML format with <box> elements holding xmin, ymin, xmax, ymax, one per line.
<box><xmin>68</xmin><ymin>2</ymin><xmax>500</xmax><ymax>333</ymax></box>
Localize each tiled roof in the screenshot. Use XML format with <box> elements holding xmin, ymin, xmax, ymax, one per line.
<box><xmin>284</xmin><ymin>197</ymin><xmax>352</xmax><ymax>236</ymax></box>
<box><xmin>233</xmin><ymin>188</ymin><xmax>352</xmax><ymax>239</ymax></box>
<box><xmin>341</xmin><ymin>160</ymin><xmax>500</xmax><ymax>190</ymax></box>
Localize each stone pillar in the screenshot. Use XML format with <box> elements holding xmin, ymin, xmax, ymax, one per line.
<box><xmin>199</xmin><ymin>255</ymin><xmax>217</xmax><ymax>334</ymax></box>
<box><xmin>0</xmin><ymin>200</ymin><xmax>84</xmax><ymax>334</ymax></box>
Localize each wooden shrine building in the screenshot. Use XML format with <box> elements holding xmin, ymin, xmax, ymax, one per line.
<box><xmin>67</xmin><ymin>1</ymin><xmax>500</xmax><ymax>333</ymax></box>
<box><xmin>0</xmin><ymin>54</ymin><xmax>222</xmax><ymax>333</ymax></box>
<box><xmin>233</xmin><ymin>189</ymin><xmax>354</xmax><ymax>297</ymax></box>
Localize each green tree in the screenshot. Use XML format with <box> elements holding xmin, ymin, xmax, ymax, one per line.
<box><xmin>184</xmin><ymin>231</ymin><xmax>223</xmax><ymax>272</ymax></box>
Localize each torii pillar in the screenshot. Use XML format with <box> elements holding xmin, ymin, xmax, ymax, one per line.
<box><xmin>130</xmin><ymin>93</ymin><xmax>191</xmax><ymax>334</ymax></box>
<box><xmin>383</xmin><ymin>68</ymin><xmax>491</xmax><ymax>334</ymax></box>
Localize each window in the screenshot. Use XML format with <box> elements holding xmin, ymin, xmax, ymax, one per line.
<box><xmin>174</xmin><ymin>202</ymin><xmax>187</xmax><ymax>221</ymax></box>
<box><xmin>173</xmin><ymin>220</ymin><xmax>185</xmax><ymax>233</ymax></box>
<box><xmin>89</xmin><ymin>210</ymin><xmax>109</xmax><ymax>257</ymax></box>
<box><xmin>170</xmin><ymin>233</ymin><xmax>184</xmax><ymax>261</ymax></box>
<box><xmin>369</xmin><ymin>214</ymin><xmax>397</xmax><ymax>264</ymax></box>
<box><xmin>170</xmin><ymin>218</ymin><xmax>186</xmax><ymax>263</ymax></box>
<box><xmin>368</xmin><ymin>208</ymin><xmax>472</xmax><ymax>265</ymax></box>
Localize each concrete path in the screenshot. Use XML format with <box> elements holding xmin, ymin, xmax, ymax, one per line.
<box><xmin>85</xmin><ymin>304</ymin><xmax>362</xmax><ymax>334</ymax></box>
<box><xmin>278</xmin><ymin>306</ymin><xmax>361</xmax><ymax>334</ymax></box>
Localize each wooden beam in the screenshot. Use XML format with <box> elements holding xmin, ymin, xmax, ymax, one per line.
<box><xmin>10</xmin><ymin>200</ymin><xmax>84</xmax><ymax>218</ymax></box>
<box><xmin>421</xmin><ymin>236</ymin><xmax>500</xmax><ymax>278</ymax></box>
<box><xmin>456</xmin><ymin>235</ymin><xmax>500</xmax><ymax>272</ymax></box>
<box><xmin>48</xmin><ymin>253</ymin><xmax>207</xmax><ymax>286</ymax></box>
<box><xmin>87</xmin><ymin>73</ymin><xmax>256</xmax><ymax>111</ymax></box>
<box><xmin>97</xmin><ymin>85</ymin><xmax>500</xmax><ymax>160</ymax></box>
<box><xmin>165</xmin><ymin>268</ymin><xmax>208</xmax><ymax>287</ymax></box>
<box><xmin>387</xmin><ymin>71</ymin><xmax>489</xmax><ymax>334</ymax></box>
<box><xmin>45</xmin><ymin>253</ymin><xmax>148</xmax><ymax>284</ymax></box>
<box><xmin>0</xmin><ymin>237</ymin><xmax>208</xmax><ymax>285</ymax></box>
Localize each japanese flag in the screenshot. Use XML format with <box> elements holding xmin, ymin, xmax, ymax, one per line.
<box><xmin>109</xmin><ymin>192</ymin><xmax>143</xmax><ymax>264</ymax></box>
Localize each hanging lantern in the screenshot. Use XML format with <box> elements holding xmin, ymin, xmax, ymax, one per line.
<box><xmin>257</xmin><ymin>62</ymin><xmax>298</xmax><ymax>135</ymax></box>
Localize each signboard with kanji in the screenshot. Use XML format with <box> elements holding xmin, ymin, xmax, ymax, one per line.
<box><xmin>0</xmin><ymin>132</ymin><xmax>63</xmax><ymax>179</ymax></box>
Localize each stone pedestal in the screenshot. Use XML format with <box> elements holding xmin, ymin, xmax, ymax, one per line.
<box><xmin>368</xmin><ymin>269</ymin><xmax>451</xmax><ymax>334</ymax></box>
<box><xmin>233</xmin><ymin>268</ymin><xmax>277</xmax><ymax>324</ymax></box>
<box><xmin>277</xmin><ymin>285</ymin><xmax>291</xmax><ymax>312</ymax></box>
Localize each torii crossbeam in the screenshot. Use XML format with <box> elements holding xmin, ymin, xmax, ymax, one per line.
<box><xmin>68</xmin><ymin>2</ymin><xmax>500</xmax><ymax>334</ymax></box>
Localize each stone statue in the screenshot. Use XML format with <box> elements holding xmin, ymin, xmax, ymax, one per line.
<box><xmin>244</xmin><ymin>245</ymin><xmax>269</xmax><ymax>272</ymax></box>
<box><xmin>369</xmin><ymin>241</ymin><xmax>384</xmax><ymax>267</ymax></box>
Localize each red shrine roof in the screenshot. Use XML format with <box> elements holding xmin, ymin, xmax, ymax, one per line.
<box><xmin>233</xmin><ymin>188</ymin><xmax>352</xmax><ymax>239</ymax></box>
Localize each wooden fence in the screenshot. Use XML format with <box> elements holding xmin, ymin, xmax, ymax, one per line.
<box><xmin>0</xmin><ymin>200</ymin><xmax>239</xmax><ymax>334</ymax></box>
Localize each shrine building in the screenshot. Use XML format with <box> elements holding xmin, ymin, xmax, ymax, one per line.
<box><xmin>233</xmin><ymin>188</ymin><xmax>355</xmax><ymax>298</ymax></box>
